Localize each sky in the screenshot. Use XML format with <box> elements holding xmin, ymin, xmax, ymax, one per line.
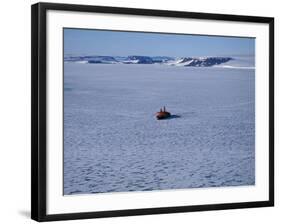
<box><xmin>64</xmin><ymin>28</ymin><xmax>255</xmax><ymax>57</ymax></box>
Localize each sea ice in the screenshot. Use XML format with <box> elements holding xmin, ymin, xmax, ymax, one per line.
<box><xmin>63</xmin><ymin>63</ymin><xmax>255</xmax><ymax>195</ymax></box>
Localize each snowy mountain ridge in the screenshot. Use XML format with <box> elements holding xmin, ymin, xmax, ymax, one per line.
<box><xmin>64</xmin><ymin>55</ymin><xmax>253</xmax><ymax>68</ymax></box>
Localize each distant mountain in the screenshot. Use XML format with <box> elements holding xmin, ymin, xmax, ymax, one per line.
<box><xmin>169</xmin><ymin>57</ymin><xmax>232</xmax><ymax>67</ymax></box>
<box><xmin>87</xmin><ymin>56</ymin><xmax>118</xmax><ymax>64</ymax></box>
<box><xmin>123</xmin><ymin>56</ymin><xmax>154</xmax><ymax>64</ymax></box>
<box><xmin>64</xmin><ymin>55</ymin><xmax>118</xmax><ymax>64</ymax></box>
<box><xmin>64</xmin><ymin>55</ymin><xmax>236</xmax><ymax>67</ymax></box>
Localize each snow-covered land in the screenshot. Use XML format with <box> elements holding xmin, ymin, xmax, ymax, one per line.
<box><xmin>63</xmin><ymin>63</ymin><xmax>255</xmax><ymax>195</ymax></box>
<box><xmin>64</xmin><ymin>55</ymin><xmax>254</xmax><ymax>68</ymax></box>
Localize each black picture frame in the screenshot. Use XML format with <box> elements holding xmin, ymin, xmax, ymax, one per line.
<box><xmin>31</xmin><ymin>2</ymin><xmax>274</xmax><ymax>222</ymax></box>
